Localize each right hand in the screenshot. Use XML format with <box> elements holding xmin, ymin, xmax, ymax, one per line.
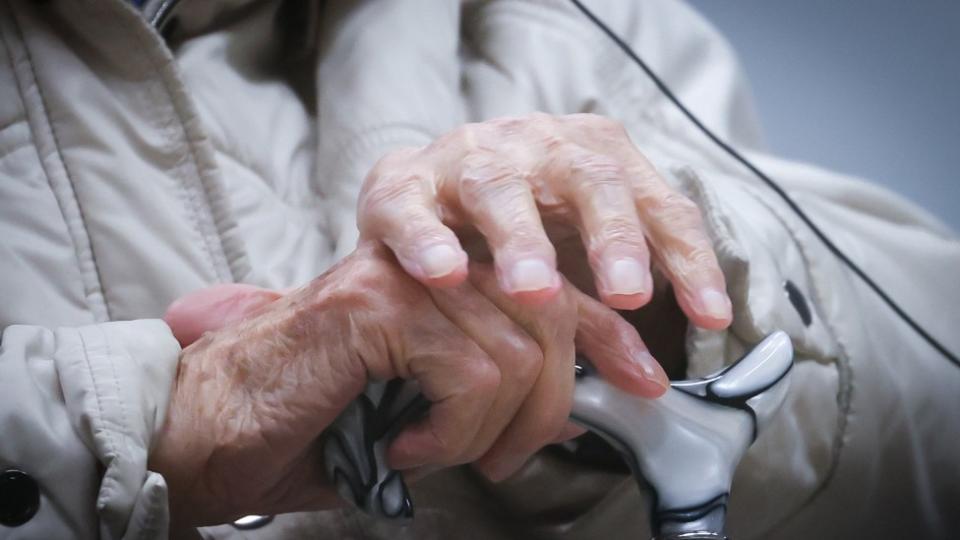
<box><xmin>150</xmin><ymin>244</ymin><xmax>668</xmax><ymax>529</ymax></box>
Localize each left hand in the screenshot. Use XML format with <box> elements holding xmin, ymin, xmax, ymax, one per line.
<box><xmin>163</xmin><ymin>257</ymin><xmax>669</xmax><ymax>489</ymax></box>
<box><xmin>357</xmin><ymin>113</ymin><xmax>731</xmax><ymax>330</ymax></box>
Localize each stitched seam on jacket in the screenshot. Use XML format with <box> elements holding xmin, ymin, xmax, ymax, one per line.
<box><xmin>102</xmin><ymin>325</ymin><xmax>152</xmax><ymax>540</ymax></box>
<box><xmin>118</xmin><ymin>4</ymin><xmax>222</xmax><ymax>281</ymax></box>
<box><xmin>104</xmin><ymin>0</ymin><xmax>240</xmax><ymax>283</ymax></box>
<box><xmin>102</xmin><ymin>326</ymin><xmax>136</xmax><ymax>462</ymax></box>
<box><xmin>1</xmin><ymin>2</ymin><xmax>112</xmax><ymax>322</ymax></box>
<box><xmin>75</xmin><ymin>327</ymin><xmax>120</xmax><ymax>505</ymax></box>
<box><xmin>116</xmin><ymin>19</ymin><xmax>216</xmax><ymax>283</ymax></box>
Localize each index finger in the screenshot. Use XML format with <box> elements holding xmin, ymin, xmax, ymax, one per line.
<box><xmin>358</xmin><ymin>151</ymin><xmax>469</xmax><ymax>288</ymax></box>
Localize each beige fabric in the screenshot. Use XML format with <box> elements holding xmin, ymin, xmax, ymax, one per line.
<box><xmin>0</xmin><ymin>0</ymin><xmax>957</xmax><ymax>538</ymax></box>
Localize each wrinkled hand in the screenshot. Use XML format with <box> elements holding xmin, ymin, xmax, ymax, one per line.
<box><xmin>150</xmin><ymin>244</ymin><xmax>667</xmax><ymax>528</ymax></box>
<box><xmin>358</xmin><ymin>113</ymin><xmax>732</xmax><ymax>329</ymax></box>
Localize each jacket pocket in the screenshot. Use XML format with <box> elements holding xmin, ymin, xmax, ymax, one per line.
<box><xmin>674</xmin><ymin>165</ymin><xmax>848</xmax><ymax>539</ymax></box>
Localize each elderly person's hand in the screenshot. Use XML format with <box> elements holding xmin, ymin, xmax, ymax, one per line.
<box><xmin>358</xmin><ymin>113</ymin><xmax>731</xmax><ymax>329</ymax></box>
<box><xmin>150</xmin><ymin>244</ymin><xmax>667</xmax><ymax>529</ymax></box>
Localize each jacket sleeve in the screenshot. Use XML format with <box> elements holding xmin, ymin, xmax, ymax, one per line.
<box><xmin>0</xmin><ymin>320</ymin><xmax>180</xmax><ymax>539</ymax></box>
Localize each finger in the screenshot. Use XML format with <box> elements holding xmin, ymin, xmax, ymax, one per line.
<box><xmin>560</xmin><ymin>114</ymin><xmax>731</xmax><ymax>329</ymax></box>
<box><xmin>574</xmin><ymin>285</ymin><xmax>670</xmax><ymax>397</ymax></box>
<box><xmin>552</xmin><ymin>145</ymin><xmax>653</xmax><ymax>310</ymax></box>
<box><xmin>428</xmin><ymin>274</ymin><xmax>546</xmax><ymax>463</ymax></box>
<box><xmin>448</xmin><ymin>153</ymin><xmax>561</xmax><ymax>303</ymax></box>
<box><xmin>466</xmin><ymin>265</ymin><xmax>578</xmax><ymax>482</ymax></box>
<box><xmin>387</xmin><ymin>330</ymin><xmax>500</xmax><ymax>470</ymax></box>
<box><xmin>358</xmin><ymin>151</ymin><xmax>468</xmax><ymax>288</ymax></box>
<box><xmin>163</xmin><ymin>283</ymin><xmax>282</xmax><ymax>346</ymax></box>
<box><xmin>630</xmin><ymin>173</ymin><xmax>731</xmax><ymax>329</ymax></box>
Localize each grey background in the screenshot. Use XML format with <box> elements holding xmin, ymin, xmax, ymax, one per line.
<box><xmin>686</xmin><ymin>0</ymin><xmax>959</xmax><ymax>231</ymax></box>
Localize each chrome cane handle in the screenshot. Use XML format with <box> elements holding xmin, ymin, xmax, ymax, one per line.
<box><xmin>571</xmin><ymin>331</ymin><xmax>793</xmax><ymax>540</ymax></box>
<box><xmin>322</xmin><ymin>331</ymin><xmax>793</xmax><ymax>539</ymax></box>
<box><xmin>321</xmin><ymin>379</ymin><xmax>428</xmax><ymax>521</ymax></box>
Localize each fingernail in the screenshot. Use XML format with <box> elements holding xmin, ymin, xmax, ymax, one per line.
<box><xmin>604</xmin><ymin>257</ymin><xmax>649</xmax><ymax>296</ymax></box>
<box><xmin>698</xmin><ymin>288</ymin><xmax>732</xmax><ymax>320</ymax></box>
<box><xmin>418</xmin><ymin>244</ymin><xmax>463</xmax><ymax>278</ymax></box>
<box><xmin>506</xmin><ymin>259</ymin><xmax>556</xmax><ymax>293</ymax></box>
<box><xmin>635</xmin><ymin>351</ymin><xmax>669</xmax><ymax>389</ymax></box>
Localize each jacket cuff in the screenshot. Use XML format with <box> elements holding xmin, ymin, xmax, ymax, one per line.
<box><xmin>54</xmin><ymin>320</ymin><xmax>180</xmax><ymax>539</ymax></box>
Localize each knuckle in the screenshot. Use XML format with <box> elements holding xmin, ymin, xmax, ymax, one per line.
<box><xmin>347</xmin><ymin>252</ymin><xmax>386</xmax><ymax>283</ymax></box>
<box><xmin>501</xmin><ymin>227</ymin><xmax>553</xmax><ymax>256</ymax></box>
<box><xmin>651</xmin><ymin>191</ymin><xmax>705</xmax><ymax>228</ymax></box>
<box><xmin>437</xmin><ymin>123</ymin><xmax>483</xmax><ymax>152</ymax></box>
<box><xmin>359</xmin><ymin>184</ymin><xmax>449</xmax><ymax>246</ymax></box>
<box><xmin>662</xmin><ymin>245</ymin><xmax>718</xmax><ymax>280</ymax></box>
<box><xmin>329</xmin><ymin>255</ymin><xmax>401</xmax><ymax>308</ymax></box>
<box><xmin>489</xmin><ymin>114</ymin><xmax>530</xmax><ymax>133</ymax></box>
<box><xmin>568</xmin><ymin>153</ymin><xmax>626</xmax><ymax>192</ymax></box>
<box><xmin>551</xmin><ymin>286</ymin><xmax>579</xmax><ymax>321</ymax></box>
<box><xmin>682</xmin><ymin>245</ymin><xmax>719</xmax><ymax>268</ymax></box>
<box><xmin>628</xmin><ymin>162</ymin><xmax>663</xmax><ymax>186</ymax></box>
<box><xmin>358</xmin><ymin>173</ymin><xmax>421</xmax><ymax>218</ymax></box>
<box><xmin>397</xmin><ymin>214</ymin><xmax>445</xmax><ymax>244</ymax></box>
<box><xmin>458</xmin><ymin>157</ymin><xmax>522</xmax><ymax>200</ymax></box>
<box><xmin>506</xmin><ymin>335</ymin><xmax>545</xmax><ymax>387</ymax></box>
<box><xmin>539</xmin><ymin>130</ymin><xmax>567</xmax><ymax>153</ymax></box>
<box><xmin>592</xmin><ymin>216</ymin><xmax>645</xmax><ymax>249</ymax></box>
<box><xmin>467</xmin><ymin>356</ymin><xmax>502</xmax><ymax>394</ymax></box>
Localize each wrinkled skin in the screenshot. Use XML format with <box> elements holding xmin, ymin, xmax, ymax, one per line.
<box><xmin>359</xmin><ymin>113</ymin><xmax>732</xmax><ymax>327</ymax></box>
<box><xmin>151</xmin><ymin>245</ymin><xmax>669</xmax><ymax>530</ymax></box>
<box><xmin>152</xmin><ymin>114</ymin><xmax>731</xmax><ymax>533</ymax></box>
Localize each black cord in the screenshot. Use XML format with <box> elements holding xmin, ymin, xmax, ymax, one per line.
<box><xmin>569</xmin><ymin>0</ymin><xmax>960</xmax><ymax>368</ymax></box>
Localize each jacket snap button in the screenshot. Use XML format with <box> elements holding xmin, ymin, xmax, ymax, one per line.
<box><xmin>783</xmin><ymin>280</ymin><xmax>813</xmax><ymax>327</ymax></box>
<box><xmin>0</xmin><ymin>469</ymin><xmax>40</xmax><ymax>527</ymax></box>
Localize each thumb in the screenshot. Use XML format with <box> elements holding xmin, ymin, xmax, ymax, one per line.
<box><xmin>574</xmin><ymin>289</ymin><xmax>670</xmax><ymax>398</ymax></box>
<box><xmin>164</xmin><ymin>283</ymin><xmax>283</xmax><ymax>347</ymax></box>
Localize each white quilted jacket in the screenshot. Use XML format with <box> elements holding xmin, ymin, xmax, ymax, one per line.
<box><xmin>0</xmin><ymin>1</ymin><xmax>957</xmax><ymax>539</ymax></box>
